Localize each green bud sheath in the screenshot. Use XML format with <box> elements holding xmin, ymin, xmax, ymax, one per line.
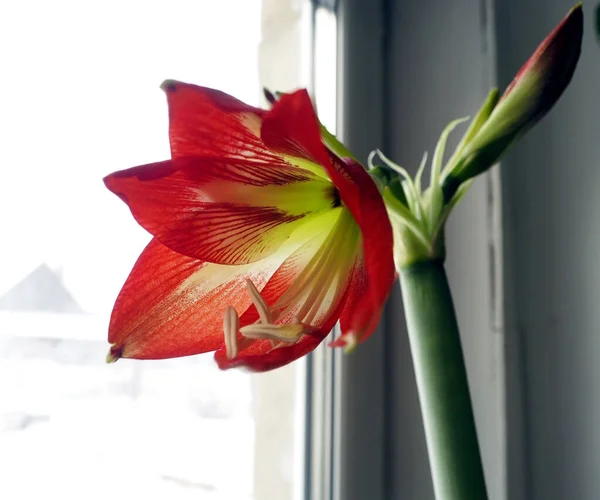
<box><xmin>443</xmin><ymin>4</ymin><xmax>583</xmax><ymax>199</ymax></box>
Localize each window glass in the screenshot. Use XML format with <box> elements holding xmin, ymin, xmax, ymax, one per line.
<box><xmin>0</xmin><ymin>1</ymin><xmax>308</xmax><ymax>499</ymax></box>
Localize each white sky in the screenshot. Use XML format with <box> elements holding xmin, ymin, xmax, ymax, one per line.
<box><xmin>0</xmin><ymin>0</ymin><xmax>262</xmax><ymax>314</ymax></box>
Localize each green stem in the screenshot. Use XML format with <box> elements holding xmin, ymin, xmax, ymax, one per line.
<box><xmin>399</xmin><ymin>259</ymin><xmax>488</xmax><ymax>500</ymax></box>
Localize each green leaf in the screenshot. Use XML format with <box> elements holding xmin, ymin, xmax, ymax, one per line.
<box><xmin>428</xmin><ymin>117</ymin><xmax>470</xmax><ymax>234</ymax></box>
<box><xmin>442</xmin><ymin>89</ymin><xmax>500</xmax><ymax>179</ymax></box>
<box><xmin>414</xmin><ymin>152</ymin><xmax>429</xmax><ymax>195</ymax></box>
<box><xmin>382</xmin><ymin>189</ymin><xmax>431</xmax><ymax>257</ymax></box>
<box><xmin>376</xmin><ymin>149</ymin><xmax>425</xmax><ymax>222</ymax></box>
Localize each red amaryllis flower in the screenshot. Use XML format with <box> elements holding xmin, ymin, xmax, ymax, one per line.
<box><xmin>103</xmin><ymin>81</ymin><xmax>395</xmax><ymax>372</ymax></box>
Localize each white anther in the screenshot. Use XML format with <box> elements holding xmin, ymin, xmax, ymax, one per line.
<box><xmin>240</xmin><ymin>323</ymin><xmax>305</xmax><ymax>343</ymax></box>
<box><xmin>246</xmin><ymin>279</ymin><xmax>273</xmax><ymax>324</ymax></box>
<box><xmin>223</xmin><ymin>306</ymin><xmax>240</xmax><ymax>360</ymax></box>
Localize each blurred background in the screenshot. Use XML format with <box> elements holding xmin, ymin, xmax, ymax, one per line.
<box><xmin>1</xmin><ymin>0</ymin><xmax>599</xmax><ymax>499</ymax></box>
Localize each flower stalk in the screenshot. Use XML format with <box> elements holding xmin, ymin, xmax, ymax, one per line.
<box><xmin>374</xmin><ymin>121</ymin><xmax>489</xmax><ymax>499</ymax></box>
<box><xmin>399</xmin><ymin>260</ymin><xmax>487</xmax><ymax>500</ymax></box>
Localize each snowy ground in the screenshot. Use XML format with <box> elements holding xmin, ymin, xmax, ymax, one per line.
<box><xmin>0</xmin><ymin>313</ymin><xmax>256</xmax><ymax>500</ymax></box>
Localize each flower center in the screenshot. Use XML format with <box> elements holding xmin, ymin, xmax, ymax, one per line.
<box><xmin>221</xmin><ymin>208</ymin><xmax>360</xmax><ymax>361</ymax></box>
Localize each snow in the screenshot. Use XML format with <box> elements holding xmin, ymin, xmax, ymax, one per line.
<box><xmin>0</xmin><ymin>312</ymin><xmax>256</xmax><ymax>500</ymax></box>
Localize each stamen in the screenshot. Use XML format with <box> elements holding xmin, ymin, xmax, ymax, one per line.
<box><xmin>224</xmin><ymin>214</ymin><xmax>356</xmax><ymax>354</ymax></box>
<box><xmin>277</xmin><ymin>210</ymin><xmax>357</xmax><ymax>325</ymax></box>
<box><xmin>269</xmin><ymin>317</ymin><xmax>303</xmax><ymax>349</ymax></box>
<box><xmin>293</xmin><ymin>236</ymin><xmax>342</xmax><ymax>323</ymax></box>
<box><xmin>223</xmin><ymin>306</ymin><xmax>240</xmax><ymax>360</ymax></box>
<box><xmin>246</xmin><ymin>279</ymin><xmax>273</xmax><ymax>324</ymax></box>
<box><xmin>240</xmin><ymin>323</ymin><xmax>306</xmax><ymax>343</ymax></box>
<box><xmin>275</xmin><ymin>215</ymin><xmax>342</xmax><ymax>311</ymax></box>
<box><xmin>303</xmin><ymin>266</ymin><xmax>345</xmax><ymax>326</ymax></box>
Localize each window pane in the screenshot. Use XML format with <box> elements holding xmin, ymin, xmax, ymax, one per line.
<box><xmin>0</xmin><ymin>1</ymin><xmax>308</xmax><ymax>498</ymax></box>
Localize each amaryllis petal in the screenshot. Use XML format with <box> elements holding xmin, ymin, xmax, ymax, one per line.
<box><xmin>325</xmin><ymin>160</ymin><xmax>396</xmax><ymax>348</ymax></box>
<box><xmin>214</xmin><ymin>331</ymin><xmax>327</xmax><ymax>372</ymax></box>
<box><xmin>104</xmin><ymin>157</ymin><xmax>336</xmax><ymax>265</ymax></box>
<box><xmin>259</xmin><ymin>88</ymin><xmax>387</xmax><ymax>234</ymax></box>
<box><xmin>261</xmin><ymin>89</ymin><xmax>332</xmax><ymax>167</ymax></box>
<box><xmin>107</xmin><ymin>238</ymin><xmax>290</xmax><ymax>361</ymax></box>
<box><xmin>332</xmin><ymin>255</ymin><xmax>380</xmax><ymax>349</ymax></box>
<box><xmin>161</xmin><ymin>80</ymin><xmax>268</xmax><ymax>159</ymax></box>
<box><xmin>350</xmin><ymin>161</ymin><xmax>395</xmax><ymax>281</ymax></box>
<box><xmin>500</xmin><ymin>4</ymin><xmax>582</xmax><ymax>119</ymax></box>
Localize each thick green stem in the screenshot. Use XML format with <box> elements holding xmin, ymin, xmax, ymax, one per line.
<box><xmin>399</xmin><ymin>260</ymin><xmax>488</xmax><ymax>500</ymax></box>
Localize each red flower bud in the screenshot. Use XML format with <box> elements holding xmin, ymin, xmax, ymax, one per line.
<box><xmin>444</xmin><ymin>4</ymin><xmax>583</xmax><ymax>195</ymax></box>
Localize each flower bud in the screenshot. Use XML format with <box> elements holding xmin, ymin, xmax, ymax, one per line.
<box><xmin>443</xmin><ymin>4</ymin><xmax>583</xmax><ymax>196</ymax></box>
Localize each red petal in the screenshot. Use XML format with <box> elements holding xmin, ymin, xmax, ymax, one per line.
<box><xmin>213</xmin><ymin>333</ymin><xmax>326</xmax><ymax>372</ymax></box>
<box><xmin>260</xmin><ymin>91</ymin><xmax>396</xmax><ymax>344</ymax></box>
<box><xmin>104</xmin><ymin>157</ymin><xmax>327</xmax><ymax>265</ymax></box>
<box><xmin>261</xmin><ymin>90</ymin><xmax>331</xmax><ymax>165</ymax></box>
<box><xmin>335</xmin><ymin>160</ymin><xmax>396</xmax><ymax>343</ymax></box>
<box><xmin>161</xmin><ymin>80</ymin><xmax>268</xmax><ymax>159</ymax></box>
<box><xmin>501</xmin><ymin>5</ymin><xmax>582</xmax><ymax>104</ymax></box>
<box><xmin>259</xmin><ymin>90</ymin><xmax>375</xmax><ymax>223</ymax></box>
<box><xmin>333</xmin><ymin>255</ymin><xmax>380</xmax><ymax>346</ymax></box>
<box><xmin>108</xmin><ymin>239</ymin><xmax>286</xmax><ymax>360</ymax></box>
<box><xmin>343</xmin><ymin>160</ymin><xmax>395</xmax><ymax>308</ymax></box>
